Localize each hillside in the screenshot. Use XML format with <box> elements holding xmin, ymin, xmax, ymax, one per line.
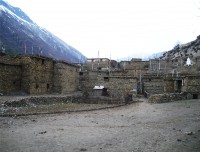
<box><xmin>160</xmin><ymin>35</ymin><xmax>200</xmax><ymax>61</ymax></box>
<box><xmin>0</xmin><ymin>0</ymin><xmax>87</xmax><ymax>63</ymax></box>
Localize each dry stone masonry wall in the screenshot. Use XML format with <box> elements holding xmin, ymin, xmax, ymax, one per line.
<box><xmin>0</xmin><ymin>55</ymin><xmax>79</xmax><ymax>95</ymax></box>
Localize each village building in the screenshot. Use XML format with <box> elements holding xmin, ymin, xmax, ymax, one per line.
<box><xmin>1</xmin><ymin>54</ymin><xmax>200</xmax><ymax>103</ymax></box>
<box><xmin>0</xmin><ymin>55</ymin><xmax>79</xmax><ymax>95</ymax></box>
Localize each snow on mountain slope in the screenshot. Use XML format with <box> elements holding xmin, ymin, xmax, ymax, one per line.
<box><xmin>0</xmin><ymin>0</ymin><xmax>87</xmax><ymax>63</ymax></box>
<box><xmin>0</xmin><ymin>0</ymin><xmax>34</xmax><ymax>24</ymax></box>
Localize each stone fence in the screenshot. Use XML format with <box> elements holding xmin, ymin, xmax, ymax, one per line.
<box><xmin>148</xmin><ymin>93</ymin><xmax>188</xmax><ymax>103</ymax></box>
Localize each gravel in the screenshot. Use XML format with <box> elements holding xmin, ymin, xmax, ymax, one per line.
<box><xmin>0</xmin><ymin>99</ymin><xmax>200</xmax><ymax>152</ymax></box>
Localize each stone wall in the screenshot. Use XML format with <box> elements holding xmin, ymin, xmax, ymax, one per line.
<box><xmin>126</xmin><ymin>69</ymin><xmax>147</xmax><ymax>77</ymax></box>
<box><xmin>107</xmin><ymin>76</ymin><xmax>138</xmax><ymax>100</ymax></box>
<box><xmin>0</xmin><ymin>55</ymin><xmax>80</xmax><ymax>95</ymax></box>
<box><xmin>79</xmin><ymin>70</ymin><xmax>138</xmax><ymax>102</ymax></box>
<box><xmin>148</xmin><ymin>93</ymin><xmax>187</xmax><ymax>103</ymax></box>
<box><xmin>79</xmin><ymin>71</ymin><xmax>108</xmax><ymax>92</ymax></box>
<box><xmin>53</xmin><ymin>62</ymin><xmax>79</xmax><ymax>94</ymax></box>
<box><xmin>21</xmin><ymin>56</ymin><xmax>54</xmax><ymax>94</ymax></box>
<box><xmin>143</xmin><ymin>77</ymin><xmax>164</xmax><ymax>96</ymax></box>
<box><xmin>164</xmin><ymin>79</ymin><xmax>175</xmax><ymax>93</ymax></box>
<box><xmin>119</xmin><ymin>60</ymin><xmax>148</xmax><ymax>71</ymax></box>
<box><xmin>0</xmin><ymin>62</ymin><xmax>22</xmax><ymax>93</ymax></box>
<box><xmin>182</xmin><ymin>76</ymin><xmax>200</xmax><ymax>94</ymax></box>
<box><xmin>86</xmin><ymin>58</ymin><xmax>110</xmax><ymax>71</ymax></box>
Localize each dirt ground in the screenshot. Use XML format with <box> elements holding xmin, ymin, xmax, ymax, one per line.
<box><xmin>0</xmin><ymin>99</ymin><xmax>200</xmax><ymax>152</ymax></box>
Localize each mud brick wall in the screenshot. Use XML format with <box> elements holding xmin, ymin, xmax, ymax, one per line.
<box><xmin>21</xmin><ymin>56</ymin><xmax>54</xmax><ymax>94</ymax></box>
<box><xmin>0</xmin><ymin>63</ymin><xmax>22</xmax><ymax>93</ymax></box>
<box><xmin>143</xmin><ymin>77</ymin><xmax>164</xmax><ymax>95</ymax></box>
<box><xmin>182</xmin><ymin>76</ymin><xmax>200</xmax><ymax>94</ymax></box>
<box><xmin>53</xmin><ymin>62</ymin><xmax>79</xmax><ymax>94</ymax></box>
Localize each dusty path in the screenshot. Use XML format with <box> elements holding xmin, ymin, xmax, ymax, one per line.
<box><xmin>1</xmin><ymin>99</ymin><xmax>200</xmax><ymax>152</ymax></box>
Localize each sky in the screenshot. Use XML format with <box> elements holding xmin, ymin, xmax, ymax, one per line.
<box><xmin>6</xmin><ymin>0</ymin><xmax>200</xmax><ymax>60</ymax></box>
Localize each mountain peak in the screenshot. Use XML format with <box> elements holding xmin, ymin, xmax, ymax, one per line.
<box><xmin>0</xmin><ymin>0</ymin><xmax>34</xmax><ymax>24</ymax></box>
<box><xmin>0</xmin><ymin>0</ymin><xmax>87</xmax><ymax>63</ymax></box>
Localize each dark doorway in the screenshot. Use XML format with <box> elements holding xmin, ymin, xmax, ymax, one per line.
<box><xmin>193</xmin><ymin>94</ymin><xmax>198</xmax><ymax>99</ymax></box>
<box><xmin>35</xmin><ymin>84</ymin><xmax>39</xmax><ymax>89</ymax></box>
<box><xmin>177</xmin><ymin>80</ymin><xmax>182</xmax><ymax>93</ymax></box>
<box><xmin>104</xmin><ymin>77</ymin><xmax>109</xmax><ymax>82</ymax></box>
<box><xmin>102</xmin><ymin>88</ymin><xmax>109</xmax><ymax>96</ymax></box>
<box><xmin>47</xmin><ymin>84</ymin><xmax>50</xmax><ymax>91</ymax></box>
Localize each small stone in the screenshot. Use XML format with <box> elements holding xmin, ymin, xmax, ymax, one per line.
<box><xmin>39</xmin><ymin>131</ymin><xmax>47</xmax><ymax>134</ymax></box>
<box><xmin>57</xmin><ymin>128</ymin><xmax>64</xmax><ymax>131</ymax></box>
<box><xmin>80</xmin><ymin>148</ymin><xmax>87</xmax><ymax>151</ymax></box>
<box><xmin>177</xmin><ymin>139</ymin><xmax>182</xmax><ymax>142</ymax></box>
<box><xmin>186</xmin><ymin>132</ymin><xmax>193</xmax><ymax>135</ymax></box>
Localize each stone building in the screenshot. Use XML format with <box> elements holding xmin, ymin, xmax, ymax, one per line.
<box><xmin>0</xmin><ymin>55</ymin><xmax>79</xmax><ymax>95</ymax></box>
<box><xmin>1</xmin><ymin>54</ymin><xmax>200</xmax><ymax>101</ymax></box>
<box><xmin>0</xmin><ymin>59</ymin><xmax>22</xmax><ymax>93</ymax></box>
<box><xmin>81</xmin><ymin>56</ymin><xmax>200</xmax><ymax>101</ymax></box>
<box><xmin>182</xmin><ymin>75</ymin><xmax>200</xmax><ymax>99</ymax></box>
<box><xmin>143</xmin><ymin>75</ymin><xmax>164</xmax><ymax>97</ymax></box>
<box><xmin>86</xmin><ymin>58</ymin><xmax>118</xmax><ymax>71</ymax></box>
<box><xmin>79</xmin><ymin>69</ymin><xmax>138</xmax><ymax>103</ymax></box>
<box><xmin>53</xmin><ymin>61</ymin><xmax>79</xmax><ymax>94</ymax></box>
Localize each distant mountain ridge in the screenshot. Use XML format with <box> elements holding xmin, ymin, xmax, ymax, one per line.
<box><xmin>0</xmin><ymin>0</ymin><xmax>87</xmax><ymax>63</ymax></box>
<box><xmin>143</xmin><ymin>36</ymin><xmax>200</xmax><ymax>61</ymax></box>
<box><xmin>160</xmin><ymin>35</ymin><xmax>200</xmax><ymax>60</ymax></box>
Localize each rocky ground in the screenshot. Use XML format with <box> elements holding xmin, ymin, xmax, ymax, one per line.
<box><xmin>0</xmin><ymin>99</ymin><xmax>200</xmax><ymax>152</ymax></box>
<box><xmin>0</xmin><ymin>94</ymin><xmax>126</xmax><ymax>116</ymax></box>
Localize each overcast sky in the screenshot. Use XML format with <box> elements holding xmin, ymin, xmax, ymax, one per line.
<box><xmin>6</xmin><ymin>0</ymin><xmax>200</xmax><ymax>60</ymax></box>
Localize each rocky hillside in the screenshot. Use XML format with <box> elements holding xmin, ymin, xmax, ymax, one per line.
<box><xmin>161</xmin><ymin>35</ymin><xmax>200</xmax><ymax>61</ymax></box>
<box><xmin>0</xmin><ymin>0</ymin><xmax>87</xmax><ymax>63</ymax></box>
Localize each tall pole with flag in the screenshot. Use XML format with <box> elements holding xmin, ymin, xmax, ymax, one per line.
<box><xmin>109</xmin><ymin>54</ymin><xmax>111</xmax><ymax>76</ymax></box>
<box><xmin>98</xmin><ymin>51</ymin><xmax>100</xmax><ymax>66</ymax></box>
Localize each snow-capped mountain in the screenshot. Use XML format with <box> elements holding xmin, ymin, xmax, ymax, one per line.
<box><xmin>0</xmin><ymin>0</ymin><xmax>87</xmax><ymax>63</ymax></box>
